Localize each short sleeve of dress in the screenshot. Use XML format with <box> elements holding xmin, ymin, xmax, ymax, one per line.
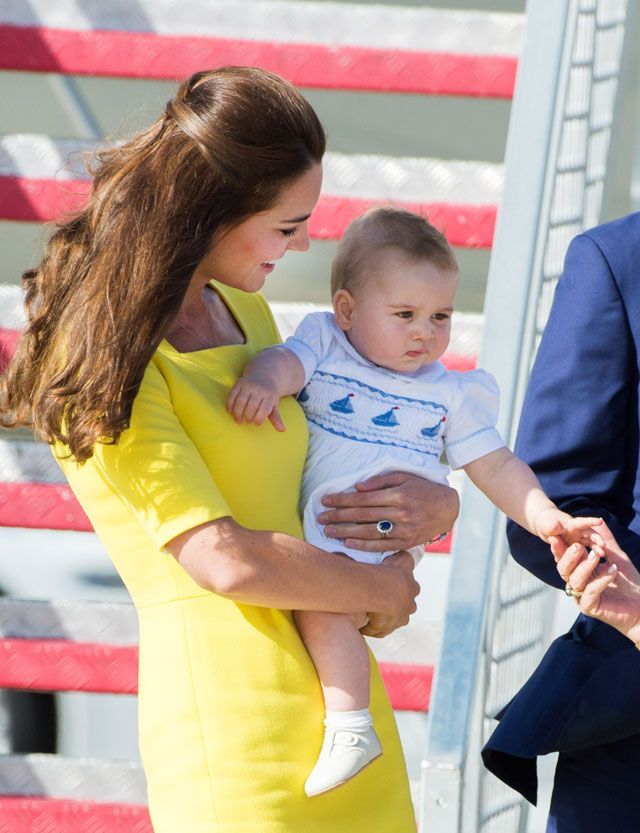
<box><xmin>282</xmin><ymin>312</ymin><xmax>336</xmax><ymax>385</ymax></box>
<box><xmin>443</xmin><ymin>369</ymin><xmax>505</xmax><ymax>469</ymax></box>
<box><xmin>85</xmin><ymin>359</ymin><xmax>232</xmax><ymax>550</ymax></box>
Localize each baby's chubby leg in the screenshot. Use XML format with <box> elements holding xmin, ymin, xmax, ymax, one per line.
<box><xmin>294</xmin><ymin>609</ymin><xmax>383</xmax><ymax>796</ymax></box>
<box><xmin>294</xmin><ymin>609</ymin><xmax>370</xmax><ymax>710</ymax></box>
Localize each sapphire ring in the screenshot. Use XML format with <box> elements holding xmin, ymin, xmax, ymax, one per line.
<box><xmin>376</xmin><ymin>519</ymin><xmax>394</xmax><ymax>539</ymax></box>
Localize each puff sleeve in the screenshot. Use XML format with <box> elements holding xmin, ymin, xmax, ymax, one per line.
<box><xmin>442</xmin><ymin>369</ymin><xmax>505</xmax><ymax>469</ymax></box>
<box><xmin>282</xmin><ymin>312</ymin><xmax>336</xmax><ymax>385</ymax></box>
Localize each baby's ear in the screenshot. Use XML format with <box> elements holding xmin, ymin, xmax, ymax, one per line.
<box><xmin>332</xmin><ymin>289</ymin><xmax>356</xmax><ymax>330</ymax></box>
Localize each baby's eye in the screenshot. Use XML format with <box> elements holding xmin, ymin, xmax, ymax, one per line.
<box><xmin>432</xmin><ymin>313</ymin><xmax>451</xmax><ymax>322</ymax></box>
<box><xmin>280</xmin><ymin>227</ymin><xmax>298</xmax><ymax>238</ymax></box>
<box><xmin>396</xmin><ymin>311</ymin><xmax>413</xmax><ymax>320</ymax></box>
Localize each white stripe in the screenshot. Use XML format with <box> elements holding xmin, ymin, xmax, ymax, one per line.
<box><xmin>272</xmin><ymin>303</ymin><xmax>484</xmax><ymax>358</ymax></box>
<box><xmin>367</xmin><ymin>621</ymin><xmax>442</xmax><ymax>666</ymax></box>
<box><xmin>0</xmin><ymin>0</ymin><xmax>524</xmax><ymax>55</ymax></box>
<box><xmin>0</xmin><ymin>286</ymin><xmax>485</xmax><ymax>355</ymax></box>
<box><xmin>0</xmin><ymin>597</ymin><xmax>138</xmax><ymax>643</ymax></box>
<box><xmin>0</xmin><ymin>440</ymin><xmax>64</xmax><ymax>484</ymax></box>
<box><xmin>0</xmin><ymin>284</ymin><xmax>27</xmax><ymax>328</ymax></box>
<box><xmin>0</xmin><ymin>754</ymin><xmax>146</xmax><ymax>803</ymax></box>
<box><xmin>0</xmin><ymin>136</ymin><xmax>505</xmax><ymax>206</ymax></box>
<box><xmin>0</xmin><ymin>135</ymin><xmax>94</xmax><ymax>181</ymax></box>
<box><xmin>324</xmin><ymin>152</ymin><xmax>503</xmax><ymax>205</ymax></box>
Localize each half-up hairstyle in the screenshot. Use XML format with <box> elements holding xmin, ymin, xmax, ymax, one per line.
<box><xmin>0</xmin><ymin>67</ymin><xmax>325</xmax><ymax>462</ymax></box>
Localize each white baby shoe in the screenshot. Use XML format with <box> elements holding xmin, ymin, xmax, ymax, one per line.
<box><xmin>304</xmin><ymin>725</ymin><xmax>383</xmax><ymax>797</ymax></box>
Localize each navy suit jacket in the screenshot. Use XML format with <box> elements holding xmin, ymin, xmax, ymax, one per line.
<box><xmin>482</xmin><ymin>212</ymin><xmax>640</xmax><ymax>804</ymax></box>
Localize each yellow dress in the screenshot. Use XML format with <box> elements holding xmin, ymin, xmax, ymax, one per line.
<box><xmin>56</xmin><ymin>282</ymin><xmax>416</xmax><ymax>833</ymax></box>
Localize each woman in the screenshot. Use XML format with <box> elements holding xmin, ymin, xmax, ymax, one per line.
<box><xmin>0</xmin><ymin>67</ymin><xmax>458</xmax><ymax>832</ymax></box>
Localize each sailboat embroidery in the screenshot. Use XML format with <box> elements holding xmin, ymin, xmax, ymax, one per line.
<box><xmin>372</xmin><ymin>406</ymin><xmax>400</xmax><ymax>427</ymax></box>
<box><xmin>329</xmin><ymin>393</ymin><xmax>355</xmax><ymax>413</ymax></box>
<box><xmin>420</xmin><ymin>416</ymin><xmax>446</xmax><ymax>437</ymax></box>
<box><xmin>298</xmin><ymin>385</ymin><xmax>310</xmax><ymax>403</ymax></box>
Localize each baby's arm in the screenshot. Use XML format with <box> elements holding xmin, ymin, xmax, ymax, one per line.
<box><xmin>227</xmin><ymin>346</ymin><xmax>305</xmax><ymax>432</ymax></box>
<box><xmin>464</xmin><ymin>447</ymin><xmax>601</xmax><ymax>545</ymax></box>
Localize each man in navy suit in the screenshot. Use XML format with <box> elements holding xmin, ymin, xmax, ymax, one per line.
<box><xmin>482</xmin><ymin>212</ymin><xmax>640</xmax><ymax>833</ymax></box>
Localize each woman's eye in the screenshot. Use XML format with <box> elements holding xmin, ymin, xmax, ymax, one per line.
<box><xmin>396</xmin><ymin>311</ymin><xmax>413</xmax><ymax>320</ymax></box>
<box><xmin>280</xmin><ymin>227</ymin><xmax>298</xmax><ymax>238</ymax></box>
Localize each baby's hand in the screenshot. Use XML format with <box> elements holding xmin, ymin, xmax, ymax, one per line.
<box><xmin>227</xmin><ymin>375</ymin><xmax>285</xmax><ymax>432</ymax></box>
<box><xmin>534</xmin><ymin>507</ymin><xmax>603</xmax><ymax>548</ymax></box>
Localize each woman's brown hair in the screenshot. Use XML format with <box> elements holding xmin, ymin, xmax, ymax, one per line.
<box><xmin>0</xmin><ymin>67</ymin><xmax>325</xmax><ymax>462</ymax></box>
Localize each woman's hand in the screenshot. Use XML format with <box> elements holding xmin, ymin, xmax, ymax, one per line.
<box><xmin>317</xmin><ymin>472</ymin><xmax>459</xmax><ymax>552</ymax></box>
<box><xmin>360</xmin><ymin>551</ymin><xmax>420</xmax><ymax>638</ymax></box>
<box><xmin>551</xmin><ymin>519</ymin><xmax>640</xmax><ymax>645</ymax></box>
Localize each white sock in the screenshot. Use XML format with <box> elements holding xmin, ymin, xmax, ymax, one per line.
<box><xmin>324</xmin><ymin>708</ymin><xmax>373</xmax><ymax>730</ymax></box>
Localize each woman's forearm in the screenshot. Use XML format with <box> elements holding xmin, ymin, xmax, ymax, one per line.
<box><xmin>167</xmin><ymin>516</ymin><xmax>416</xmax><ymax>615</ymax></box>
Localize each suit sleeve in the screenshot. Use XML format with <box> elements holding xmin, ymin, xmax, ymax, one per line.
<box><xmin>507</xmin><ymin>232</ymin><xmax>640</xmax><ymax>587</ymax></box>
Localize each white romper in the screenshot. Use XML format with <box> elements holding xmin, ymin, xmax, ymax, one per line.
<box><xmin>284</xmin><ymin>312</ymin><xmax>505</xmax><ymax>563</ymax></box>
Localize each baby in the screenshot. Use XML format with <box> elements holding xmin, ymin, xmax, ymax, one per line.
<box><xmin>227</xmin><ymin>207</ymin><xmax>599</xmax><ymax>797</ymax></box>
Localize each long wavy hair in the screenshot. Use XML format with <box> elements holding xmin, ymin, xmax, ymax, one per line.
<box><xmin>0</xmin><ymin>67</ymin><xmax>325</xmax><ymax>462</ymax></box>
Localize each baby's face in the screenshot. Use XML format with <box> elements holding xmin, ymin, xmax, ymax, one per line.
<box><xmin>334</xmin><ymin>258</ymin><xmax>457</xmax><ymax>373</ymax></box>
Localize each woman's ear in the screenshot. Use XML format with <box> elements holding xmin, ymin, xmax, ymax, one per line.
<box><xmin>333</xmin><ymin>289</ymin><xmax>356</xmax><ymax>331</ymax></box>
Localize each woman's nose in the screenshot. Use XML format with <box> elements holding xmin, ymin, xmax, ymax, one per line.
<box><xmin>289</xmin><ymin>224</ymin><xmax>311</xmax><ymax>252</ymax></box>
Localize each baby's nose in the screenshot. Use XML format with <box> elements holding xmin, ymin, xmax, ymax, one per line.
<box><xmin>413</xmin><ymin>321</ymin><xmax>434</xmax><ymax>340</ymax></box>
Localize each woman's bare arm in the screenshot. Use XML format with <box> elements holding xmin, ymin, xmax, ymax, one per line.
<box><xmin>167</xmin><ymin>516</ymin><xmax>420</xmax><ymax>622</ymax></box>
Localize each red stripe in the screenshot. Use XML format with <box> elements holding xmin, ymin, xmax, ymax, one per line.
<box><xmin>0</xmin><ymin>177</ymin><xmax>496</xmax><ymax>248</ymax></box>
<box><xmin>0</xmin><ymin>639</ymin><xmax>432</xmax><ymax>710</ymax></box>
<box><xmin>0</xmin><ymin>483</ymin><xmax>93</xmax><ymax>532</ymax></box>
<box><xmin>0</xmin><ymin>25</ymin><xmax>517</xmax><ymax>97</ymax></box>
<box><xmin>378</xmin><ymin>661</ymin><xmax>433</xmax><ymax>712</ymax></box>
<box><xmin>0</xmin><ymin>328</ymin><xmax>19</xmax><ymax>373</ymax></box>
<box><xmin>0</xmin><ymin>797</ymin><xmax>152</xmax><ymax>833</ymax></box>
<box><xmin>0</xmin><ymin>639</ymin><xmax>138</xmax><ymax>694</ymax></box>
<box><xmin>0</xmin><ymin>177</ymin><xmax>91</xmax><ymax>223</ymax></box>
<box><xmin>311</xmin><ymin>195</ymin><xmax>495</xmax><ymax>248</ymax></box>
<box><xmin>425</xmin><ymin>531</ymin><xmax>453</xmax><ymax>555</ymax></box>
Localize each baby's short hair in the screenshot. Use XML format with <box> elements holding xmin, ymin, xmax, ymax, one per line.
<box><xmin>331</xmin><ymin>206</ymin><xmax>458</xmax><ymax>296</ymax></box>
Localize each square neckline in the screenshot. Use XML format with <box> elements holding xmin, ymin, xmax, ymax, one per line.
<box><xmin>160</xmin><ymin>281</ymin><xmax>249</xmax><ymax>356</ymax></box>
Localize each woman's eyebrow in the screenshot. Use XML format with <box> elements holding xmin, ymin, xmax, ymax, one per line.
<box><xmin>281</xmin><ymin>213</ymin><xmax>311</xmax><ymax>223</ymax></box>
